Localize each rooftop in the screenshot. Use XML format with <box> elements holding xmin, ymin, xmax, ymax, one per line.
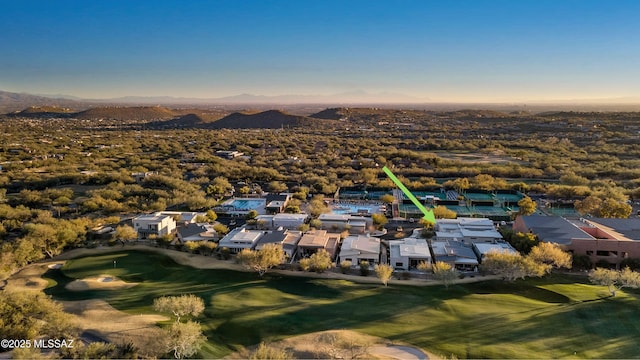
<box><xmin>342</xmin><ymin>235</ymin><xmax>380</xmax><ymax>254</ymax></box>
<box><xmin>431</xmin><ymin>240</ymin><xmax>477</xmax><ymax>260</ymax></box>
<box><xmin>518</xmin><ymin>215</ymin><xmax>594</xmax><ymax>245</ymax></box>
<box><xmin>474</xmin><ymin>242</ymin><xmax>518</xmax><ymax>256</ymax></box>
<box><xmin>298</xmin><ymin>229</ymin><xmax>331</xmax><ymax>248</ymax></box>
<box><xmin>274</xmin><ymin>213</ymin><xmax>309</xmax><ymax>221</ymax></box>
<box><xmin>585</xmin><ymin>218</ymin><xmax>640</xmax><ymax>241</ymax></box>
<box><xmin>177</xmin><ymin>223</ymin><xmax>209</xmax><ymax>239</ymax></box>
<box><xmin>134</xmin><ymin>213</ymin><xmax>173</xmax><ymax>222</ymax></box>
<box><xmin>389</xmin><ymin>238</ymin><xmax>431</xmax><ymax>258</ymax></box>
<box><xmin>435</xmin><ymin>217</ymin><xmax>502</xmax><ymax>240</ymax></box>
<box><xmin>256</xmin><ymin>230</ymin><xmax>288</xmax><ymax>246</ymax></box>
<box><xmin>220</xmin><ymin>227</ymin><xmax>264</xmax><ymax>244</ymax></box>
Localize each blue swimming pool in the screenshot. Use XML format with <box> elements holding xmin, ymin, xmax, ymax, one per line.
<box><xmin>226</xmin><ymin>199</ymin><xmax>265</xmax><ymax>210</ymax></box>
<box><xmin>331</xmin><ymin>202</ymin><xmax>386</xmax><ymax>215</ymax></box>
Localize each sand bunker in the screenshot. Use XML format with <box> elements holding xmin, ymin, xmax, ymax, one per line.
<box><xmin>65</xmin><ymin>274</ymin><xmax>137</xmax><ymax>291</ymax></box>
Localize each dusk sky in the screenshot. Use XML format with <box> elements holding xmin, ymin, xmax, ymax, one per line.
<box><xmin>1</xmin><ymin>0</ymin><xmax>639</xmax><ymax>102</ymax></box>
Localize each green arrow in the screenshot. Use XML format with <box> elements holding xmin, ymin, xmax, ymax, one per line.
<box><xmin>382</xmin><ymin>166</ymin><xmax>436</xmax><ymax>224</ymax></box>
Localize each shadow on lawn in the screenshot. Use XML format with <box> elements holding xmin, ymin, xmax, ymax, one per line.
<box><xmin>468</xmin><ymin>279</ymin><xmax>571</xmax><ymax>304</ymax></box>
<box><xmin>209</xmin><ymin>284</ymin><xmax>466</xmax><ymax>352</ymax></box>
<box><xmin>264</xmin><ymin>274</ymin><xmax>349</xmax><ymax>299</ymax></box>
<box><xmin>387</xmin><ymin>294</ymin><xmax>640</xmax><ymax>359</ymax></box>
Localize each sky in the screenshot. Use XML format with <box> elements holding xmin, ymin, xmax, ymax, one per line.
<box><xmin>1</xmin><ymin>0</ymin><xmax>639</xmax><ymax>102</ymax></box>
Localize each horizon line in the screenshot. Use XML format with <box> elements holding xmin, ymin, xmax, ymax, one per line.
<box><xmin>5</xmin><ymin>89</ymin><xmax>640</xmax><ymax>106</ymax></box>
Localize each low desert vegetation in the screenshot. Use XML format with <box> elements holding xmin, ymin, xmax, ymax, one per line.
<box><xmin>3</xmin><ymin>107</ymin><xmax>640</xmax><ymax>358</ymax></box>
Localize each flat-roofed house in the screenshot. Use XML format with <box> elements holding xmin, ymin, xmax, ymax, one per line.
<box><xmin>133</xmin><ymin>212</ymin><xmax>177</xmax><ymax>239</ymax></box>
<box><xmin>255</xmin><ymin>213</ymin><xmax>309</xmax><ymax>230</ymax></box>
<box><xmin>431</xmin><ymin>240</ymin><xmax>479</xmax><ymax>272</ymax></box>
<box><xmin>158</xmin><ymin>211</ymin><xmax>203</xmax><ymax>224</ymax></box>
<box><xmin>254</xmin><ymin>230</ymin><xmax>287</xmax><ymax>250</ymax></box>
<box><xmin>176</xmin><ymin>223</ymin><xmax>216</xmax><ymax>243</ymax></box>
<box><xmin>388</xmin><ymin>238</ymin><xmax>432</xmax><ymax>270</ymax></box>
<box><xmin>216</xmin><ymin>150</ymin><xmax>244</xmax><ymax>159</ymax></box>
<box><xmin>281</xmin><ymin>230</ymin><xmax>303</xmax><ymax>258</ymax></box>
<box><xmin>218</xmin><ymin>226</ymin><xmax>264</xmax><ymax>253</ymax></box>
<box><xmin>254</xmin><ymin>229</ymin><xmax>303</xmax><ymax>258</ymax></box>
<box><xmin>472</xmin><ymin>242</ymin><xmax>518</xmax><ymax>263</ymax></box>
<box><xmin>318</xmin><ymin>214</ymin><xmax>371</xmax><ymax>234</ymax></box>
<box><xmin>338</xmin><ymin>235</ymin><xmax>381</xmax><ymax>266</ymax></box>
<box><xmin>265</xmin><ymin>193</ymin><xmax>291</xmax><ymax>214</ymax></box>
<box><xmin>435</xmin><ymin>217</ymin><xmax>502</xmax><ymax>244</ymax></box>
<box><xmin>297</xmin><ymin>229</ymin><xmax>340</xmax><ymax>259</ymax></box>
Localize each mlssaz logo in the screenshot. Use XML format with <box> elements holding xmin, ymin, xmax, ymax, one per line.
<box><xmin>34</xmin><ymin>339</ymin><xmax>74</xmax><ymax>349</ymax></box>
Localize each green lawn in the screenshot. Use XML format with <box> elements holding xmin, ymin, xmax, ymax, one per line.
<box><xmin>44</xmin><ymin>250</ymin><xmax>640</xmax><ymax>359</ymax></box>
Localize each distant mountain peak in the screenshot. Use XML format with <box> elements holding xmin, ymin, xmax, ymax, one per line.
<box><xmin>206</xmin><ymin>109</ymin><xmax>339</xmax><ymax>129</ymax></box>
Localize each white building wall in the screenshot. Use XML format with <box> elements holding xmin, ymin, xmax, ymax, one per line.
<box><xmin>133</xmin><ymin>213</ymin><xmax>177</xmax><ymax>238</ymax></box>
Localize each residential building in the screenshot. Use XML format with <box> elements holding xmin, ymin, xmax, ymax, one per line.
<box><xmin>318</xmin><ymin>214</ymin><xmax>371</xmax><ymax>234</ymax></box>
<box><xmin>176</xmin><ymin>223</ymin><xmax>216</xmax><ymax>243</ymax></box>
<box><xmin>158</xmin><ymin>211</ymin><xmax>204</xmax><ymax>224</ymax></box>
<box><xmin>132</xmin><ymin>213</ymin><xmax>177</xmax><ymax>239</ymax></box>
<box><xmin>431</xmin><ymin>240</ymin><xmax>479</xmax><ymax>272</ymax></box>
<box><xmin>215</xmin><ymin>150</ymin><xmax>244</xmax><ymax>159</ymax></box>
<box><xmin>254</xmin><ymin>229</ymin><xmax>303</xmax><ymax>258</ymax></box>
<box><xmin>388</xmin><ymin>238</ymin><xmax>431</xmax><ymax>270</ymax></box>
<box><xmin>131</xmin><ymin>171</ymin><xmax>158</xmax><ymax>184</ymax></box>
<box><xmin>435</xmin><ymin>217</ymin><xmax>502</xmax><ymax>244</ymax></box>
<box><xmin>514</xmin><ymin>215</ymin><xmax>640</xmax><ymax>268</ymax></box>
<box><xmin>281</xmin><ymin>230</ymin><xmax>304</xmax><ymax>259</ymax></box>
<box><xmin>265</xmin><ymin>193</ymin><xmax>291</xmax><ymax>214</ymax></box>
<box><xmin>297</xmin><ymin>229</ymin><xmax>340</xmax><ymax>259</ymax></box>
<box><xmin>472</xmin><ymin>242</ymin><xmax>518</xmax><ymax>263</ymax></box>
<box><xmin>218</xmin><ymin>226</ymin><xmax>265</xmax><ymax>253</ymax></box>
<box><xmin>338</xmin><ymin>235</ymin><xmax>381</xmax><ymax>266</ymax></box>
<box><xmin>255</xmin><ymin>213</ymin><xmax>309</xmax><ymax>230</ymax></box>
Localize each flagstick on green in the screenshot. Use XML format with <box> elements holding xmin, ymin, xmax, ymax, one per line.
<box><xmin>382</xmin><ymin>166</ymin><xmax>436</xmax><ymax>224</ymax></box>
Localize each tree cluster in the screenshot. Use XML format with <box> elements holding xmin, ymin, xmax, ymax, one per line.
<box><xmin>589</xmin><ymin>267</ymin><xmax>640</xmax><ymax>297</ymax></box>
<box><xmin>237</xmin><ymin>243</ymin><xmax>285</xmax><ymax>277</ymax></box>
<box><xmin>299</xmin><ymin>249</ymin><xmax>333</xmax><ymax>273</ymax></box>
<box><xmin>481</xmin><ymin>242</ymin><xmax>571</xmax><ymax>281</ymax></box>
<box><xmin>152</xmin><ymin>294</ymin><xmax>207</xmax><ymax>359</ymax></box>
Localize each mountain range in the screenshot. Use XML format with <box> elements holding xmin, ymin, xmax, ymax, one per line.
<box><xmin>0</xmin><ymin>89</ymin><xmax>426</xmax><ymax>109</ymax></box>
<box><xmin>3</xmin><ymin>89</ymin><xmax>640</xmax><ymax>114</ymax></box>
<box><xmin>5</xmin><ymin>103</ymin><xmax>341</xmax><ymax>130</ymax></box>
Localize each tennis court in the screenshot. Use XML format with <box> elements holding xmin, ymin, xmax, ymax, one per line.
<box><xmin>495</xmin><ymin>193</ymin><xmax>524</xmax><ymax>203</ymax></box>
<box><xmin>464</xmin><ymin>192</ymin><xmax>495</xmax><ymax>201</ymax></box>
